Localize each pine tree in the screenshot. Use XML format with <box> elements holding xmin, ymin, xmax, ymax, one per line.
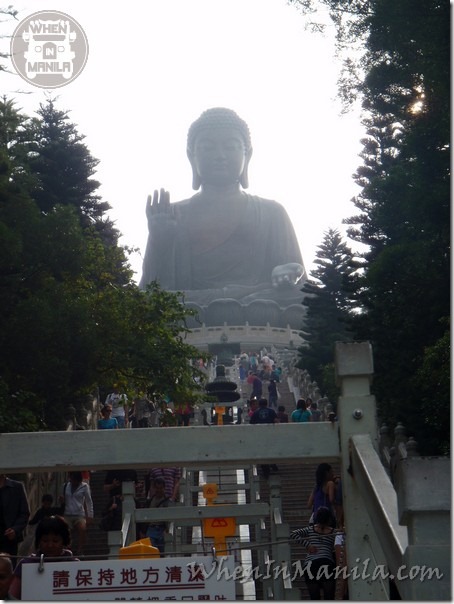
<box><xmin>344</xmin><ymin>0</ymin><xmax>450</xmax><ymax>453</ymax></box>
<box><xmin>296</xmin><ymin>229</ymin><xmax>356</xmax><ymax>394</ymax></box>
<box><xmin>0</xmin><ymin>100</ymin><xmax>207</xmax><ymax>431</ymax></box>
<box><xmin>290</xmin><ymin>0</ymin><xmax>450</xmax><ymax>454</ymax></box>
<box><xmin>27</xmin><ymin>98</ymin><xmax>117</xmax><ymax>242</ymax></box>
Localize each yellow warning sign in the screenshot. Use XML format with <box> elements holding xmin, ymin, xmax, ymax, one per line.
<box><xmin>202</xmin><ymin>483</ymin><xmax>218</xmax><ymax>502</ymax></box>
<box><xmin>203</xmin><ymin>516</ymin><xmax>236</xmax><ymax>537</ymax></box>
<box><xmin>201</xmin><ymin>483</ymin><xmax>236</xmax><ymax>554</ymax></box>
<box><xmin>210</xmin><ymin>518</ymin><xmax>228</xmax><ymax>527</ymax></box>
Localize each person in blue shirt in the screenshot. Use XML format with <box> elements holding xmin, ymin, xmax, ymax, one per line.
<box><xmin>97</xmin><ymin>405</ymin><xmax>119</xmax><ymax>429</ymax></box>
<box><xmin>291</xmin><ymin>399</ymin><xmax>312</xmax><ymax>422</ymax></box>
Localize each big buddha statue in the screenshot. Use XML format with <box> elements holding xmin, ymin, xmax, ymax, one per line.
<box><xmin>140</xmin><ymin>108</ymin><xmax>306</xmax><ymax>328</ymax></box>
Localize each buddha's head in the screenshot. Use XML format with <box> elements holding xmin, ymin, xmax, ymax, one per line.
<box><xmin>187</xmin><ymin>107</ymin><xmax>253</xmax><ymax>190</ymax></box>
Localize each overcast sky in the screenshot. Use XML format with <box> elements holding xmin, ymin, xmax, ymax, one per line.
<box><xmin>1</xmin><ymin>0</ymin><xmax>366</xmax><ymax>282</ymax></box>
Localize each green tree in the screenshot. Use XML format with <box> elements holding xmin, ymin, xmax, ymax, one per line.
<box><xmin>28</xmin><ymin>98</ymin><xmax>116</xmax><ymax>242</ymax></box>
<box><xmin>290</xmin><ymin>0</ymin><xmax>450</xmax><ymax>453</ymax></box>
<box><xmin>0</xmin><ymin>121</ymin><xmax>47</xmax><ymax>431</ymax></box>
<box><xmin>346</xmin><ymin>1</ymin><xmax>449</xmax><ymax>454</ymax></box>
<box><xmin>0</xmin><ymin>100</ymin><xmax>207</xmax><ymax>431</ymax></box>
<box><xmin>413</xmin><ymin>318</ymin><xmax>450</xmax><ymax>455</ymax></box>
<box><xmin>296</xmin><ymin>228</ymin><xmax>356</xmax><ymax>396</ymax></box>
<box><xmin>0</xmin><ymin>7</ymin><xmax>18</xmax><ymax>73</ymax></box>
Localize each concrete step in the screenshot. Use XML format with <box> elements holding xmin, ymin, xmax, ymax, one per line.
<box><xmin>255</xmin><ymin>460</ymin><xmax>341</xmax><ymax>599</ymax></box>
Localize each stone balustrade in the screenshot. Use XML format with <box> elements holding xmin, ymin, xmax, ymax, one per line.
<box><xmin>378</xmin><ymin>422</ymin><xmax>419</xmax><ymax>484</ymax></box>
<box><xmin>184</xmin><ymin>322</ymin><xmax>304</xmax><ymax>350</ymax></box>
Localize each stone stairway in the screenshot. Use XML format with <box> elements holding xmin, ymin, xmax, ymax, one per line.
<box><xmin>254</xmin><ymin>461</ymin><xmax>327</xmax><ymax>599</ymax></box>
<box><xmin>251</xmin><ymin>373</ymin><xmax>341</xmax><ymax>599</ymax></box>
<box><xmin>83</xmin><ymin>471</ymin><xmax>109</xmax><ymax>558</ymax></box>
<box><xmin>83</xmin><ymin>469</ymin><xmax>148</xmax><ymax>559</ymax></box>
<box><xmin>80</xmin><ymin>369</ymin><xmax>342</xmax><ymax>599</ymax></box>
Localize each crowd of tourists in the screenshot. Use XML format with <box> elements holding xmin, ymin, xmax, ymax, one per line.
<box><xmin>0</xmin><ymin>355</ymin><xmax>344</xmax><ymax>600</ymax></box>
<box><xmin>0</xmin><ymin>461</ymin><xmax>185</xmax><ymax>599</ymax></box>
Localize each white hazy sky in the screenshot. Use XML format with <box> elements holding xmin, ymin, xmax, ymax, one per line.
<box><xmin>1</xmin><ymin>0</ymin><xmax>366</xmax><ymax>283</ymax></box>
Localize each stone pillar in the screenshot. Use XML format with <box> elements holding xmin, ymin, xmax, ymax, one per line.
<box><xmin>394</xmin><ymin>456</ymin><xmax>451</xmax><ymax>600</ymax></box>
<box><xmin>108</xmin><ymin>530</ymin><xmax>123</xmax><ymax>558</ymax></box>
<box><xmin>335</xmin><ymin>341</ymin><xmax>389</xmax><ymax>600</ymax></box>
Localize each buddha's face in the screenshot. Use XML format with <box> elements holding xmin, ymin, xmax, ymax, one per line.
<box><xmin>190</xmin><ymin>127</ymin><xmax>251</xmax><ymax>187</ymax></box>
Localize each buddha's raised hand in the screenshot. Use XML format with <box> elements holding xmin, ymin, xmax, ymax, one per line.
<box><xmin>146</xmin><ymin>189</ymin><xmax>174</xmax><ymax>227</ymax></box>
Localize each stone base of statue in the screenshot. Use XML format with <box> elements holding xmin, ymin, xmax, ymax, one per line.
<box><xmin>184</xmin><ymin>319</ymin><xmax>304</xmax><ymax>353</ymax></box>
<box><xmin>185</xmin><ymin>298</ymin><xmax>304</xmax><ymax>330</ymax></box>
<box><xmin>181</xmin><ymin>294</ymin><xmax>305</xmax><ymax>357</ymax></box>
<box><xmin>182</xmin><ymin>283</ymin><xmax>305</xmax><ymax>330</ymax></box>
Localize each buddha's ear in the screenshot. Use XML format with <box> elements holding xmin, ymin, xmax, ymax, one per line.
<box><xmin>240</xmin><ymin>147</ymin><xmax>253</xmax><ymax>189</ymax></box>
<box><xmin>187</xmin><ymin>149</ymin><xmax>201</xmax><ymax>190</ymax></box>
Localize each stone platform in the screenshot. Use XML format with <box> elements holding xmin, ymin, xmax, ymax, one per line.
<box><xmin>184</xmin><ymin>322</ymin><xmax>304</xmax><ymax>352</ymax></box>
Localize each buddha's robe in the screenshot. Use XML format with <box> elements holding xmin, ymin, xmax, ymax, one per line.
<box><xmin>140</xmin><ymin>193</ymin><xmax>304</xmax><ymax>307</ymax></box>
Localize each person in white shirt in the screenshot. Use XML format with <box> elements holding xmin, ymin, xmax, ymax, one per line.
<box><xmin>60</xmin><ymin>471</ymin><xmax>94</xmax><ymax>555</ymax></box>
<box><xmin>105</xmin><ymin>386</ymin><xmax>129</xmax><ymax>428</ymax></box>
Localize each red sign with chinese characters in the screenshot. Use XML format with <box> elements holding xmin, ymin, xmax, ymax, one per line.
<box><xmin>22</xmin><ymin>556</ymin><xmax>236</xmax><ymax>600</ymax></box>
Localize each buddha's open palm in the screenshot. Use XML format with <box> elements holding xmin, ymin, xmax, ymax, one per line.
<box><xmin>146</xmin><ymin>188</ymin><xmax>175</xmax><ymax>227</ymax></box>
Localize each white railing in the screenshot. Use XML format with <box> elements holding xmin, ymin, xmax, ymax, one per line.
<box><xmin>5</xmin><ymin>341</ymin><xmax>450</xmax><ymax>601</ymax></box>
<box><xmin>184</xmin><ymin>322</ymin><xmax>304</xmax><ymax>349</ymax></box>
<box><xmin>335</xmin><ymin>341</ymin><xmax>450</xmax><ymax>601</ymax></box>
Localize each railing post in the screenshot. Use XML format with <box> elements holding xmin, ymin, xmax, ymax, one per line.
<box><xmin>122</xmin><ymin>481</ymin><xmax>137</xmax><ymax>546</ymax></box>
<box><xmin>108</xmin><ymin>530</ymin><xmax>123</xmax><ymax>558</ymax></box>
<box><xmin>379</xmin><ymin>423</ymin><xmax>391</xmax><ymax>452</ymax></box>
<box><xmin>335</xmin><ymin>341</ymin><xmax>389</xmax><ymax>600</ymax></box>
<box><xmin>268</xmin><ymin>475</ymin><xmax>299</xmax><ymax>600</ymax></box>
<box><xmin>394</xmin><ymin>455</ymin><xmax>451</xmax><ymax>600</ymax></box>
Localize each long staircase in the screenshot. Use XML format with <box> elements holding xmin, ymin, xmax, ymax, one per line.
<box><xmin>84</xmin><ymin>471</ymin><xmax>108</xmax><ymax>558</ymax></box>
<box><xmin>14</xmin><ymin>345</ymin><xmax>450</xmax><ymax>601</ymax></box>
<box><xmin>250</xmin><ymin>372</ymin><xmax>340</xmax><ymax>599</ymax></box>
<box><xmin>80</xmin><ymin>361</ymin><xmax>342</xmax><ymax>599</ymax></box>
<box><xmin>84</xmin><ymin>469</ymin><xmax>149</xmax><ymax>559</ymax></box>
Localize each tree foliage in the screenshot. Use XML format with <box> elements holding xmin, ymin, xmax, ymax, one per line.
<box><xmin>297</xmin><ymin>229</ymin><xmax>356</xmax><ymax>398</ymax></box>
<box><xmin>290</xmin><ymin>0</ymin><xmax>450</xmax><ymax>454</ymax></box>
<box><xmin>29</xmin><ymin>101</ymin><xmax>110</xmax><ymax>219</ymax></box>
<box><xmin>0</xmin><ymin>99</ymin><xmax>207</xmax><ymax>431</ymax></box>
<box><xmin>0</xmin><ymin>7</ymin><xmax>18</xmax><ymax>73</ymax></box>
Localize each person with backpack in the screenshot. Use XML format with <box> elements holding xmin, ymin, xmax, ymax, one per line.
<box><xmin>130</xmin><ymin>393</ymin><xmax>155</xmax><ymax>428</ymax></box>
<box><xmin>105</xmin><ymin>386</ymin><xmax>128</xmax><ymax>428</ymax></box>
